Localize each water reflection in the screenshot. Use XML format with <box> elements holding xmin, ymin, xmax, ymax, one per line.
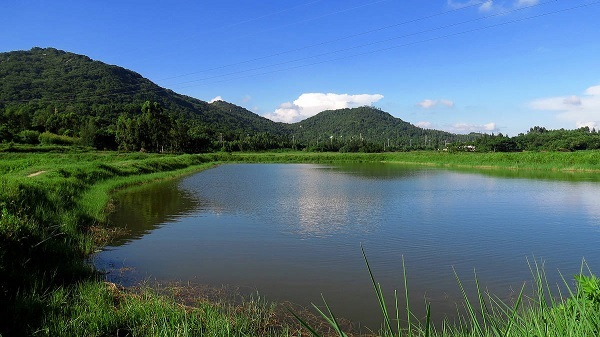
<box><xmin>453</xmin><ymin>165</ymin><xmax>600</xmax><ymax>182</ymax></box>
<box><xmin>107</xmin><ymin>179</ymin><xmax>202</xmax><ymax>246</ymax></box>
<box><xmin>324</xmin><ymin>162</ymin><xmax>423</xmax><ymax>179</ymax></box>
<box><xmin>97</xmin><ymin>163</ymin><xmax>600</xmax><ymax>328</ymax></box>
<box><xmin>177</xmin><ymin>164</ymin><xmax>403</xmax><ymax>238</ymax></box>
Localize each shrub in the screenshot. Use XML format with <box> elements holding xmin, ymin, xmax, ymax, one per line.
<box><xmin>17</xmin><ymin>130</ymin><xmax>40</xmax><ymax>144</ymax></box>
<box><xmin>38</xmin><ymin>132</ymin><xmax>79</xmax><ymax>146</ymax></box>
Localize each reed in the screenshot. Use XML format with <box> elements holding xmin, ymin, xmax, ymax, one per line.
<box><xmin>2</xmin><ymin>149</ymin><xmax>598</xmax><ymax>336</ymax></box>
<box><xmin>292</xmin><ymin>247</ymin><xmax>599</xmax><ymax>337</ymax></box>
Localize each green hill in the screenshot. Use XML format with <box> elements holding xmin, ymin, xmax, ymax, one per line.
<box><xmin>0</xmin><ymin>47</ymin><xmax>285</xmax><ymax>150</ymax></box>
<box><xmin>290</xmin><ymin>106</ymin><xmax>469</xmax><ymax>151</ymax></box>
<box><xmin>0</xmin><ymin>47</ymin><xmax>470</xmax><ymax>152</ymax></box>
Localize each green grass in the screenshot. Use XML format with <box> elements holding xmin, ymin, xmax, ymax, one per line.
<box><xmin>294</xmin><ymin>248</ymin><xmax>600</xmax><ymax>337</ymax></box>
<box><xmin>1</xmin><ymin>149</ymin><xmax>599</xmax><ymax>336</ymax></box>
<box><xmin>38</xmin><ymin>281</ymin><xmax>296</xmax><ymax>337</ymax></box>
<box><xmin>221</xmin><ymin>150</ymin><xmax>600</xmax><ymax>172</ymax></box>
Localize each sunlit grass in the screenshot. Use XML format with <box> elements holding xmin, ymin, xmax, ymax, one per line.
<box><xmin>292</xmin><ymin>247</ymin><xmax>600</xmax><ymax>337</ymax></box>
<box><xmin>2</xmin><ymin>149</ymin><xmax>599</xmax><ymax>336</ymax></box>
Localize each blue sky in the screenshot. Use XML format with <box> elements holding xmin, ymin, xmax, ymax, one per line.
<box><xmin>2</xmin><ymin>0</ymin><xmax>599</xmax><ymax>135</ymax></box>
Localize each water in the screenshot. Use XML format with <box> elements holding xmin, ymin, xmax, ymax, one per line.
<box><xmin>95</xmin><ymin>163</ymin><xmax>600</xmax><ymax>329</ymax></box>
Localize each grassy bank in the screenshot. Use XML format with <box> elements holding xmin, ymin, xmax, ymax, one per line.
<box><xmin>1</xmin><ymin>150</ymin><xmax>329</xmax><ymax>336</ymax></box>
<box><xmin>1</xmin><ymin>149</ymin><xmax>599</xmax><ymax>336</ymax></box>
<box><xmin>220</xmin><ymin>150</ymin><xmax>600</xmax><ymax>172</ymax></box>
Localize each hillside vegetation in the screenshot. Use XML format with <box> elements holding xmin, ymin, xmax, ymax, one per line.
<box><xmin>0</xmin><ymin>47</ymin><xmax>474</xmax><ymax>153</ymax></box>
<box><xmin>1</xmin><ymin>151</ymin><xmax>599</xmax><ymax>336</ymax></box>
<box><xmin>2</xmin><ymin>47</ymin><xmax>600</xmax><ymax>154</ymax></box>
<box><xmin>0</xmin><ymin>47</ymin><xmax>287</xmax><ymax>151</ymax></box>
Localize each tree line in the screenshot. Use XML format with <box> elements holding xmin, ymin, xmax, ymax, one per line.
<box><xmin>453</xmin><ymin>126</ymin><xmax>600</xmax><ymax>152</ymax></box>
<box><xmin>2</xmin><ymin>100</ymin><xmax>600</xmax><ymax>153</ymax></box>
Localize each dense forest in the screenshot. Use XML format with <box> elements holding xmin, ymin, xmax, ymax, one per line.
<box><xmin>2</xmin><ymin>47</ymin><xmax>600</xmax><ymax>153</ymax></box>
<box><xmin>458</xmin><ymin>126</ymin><xmax>600</xmax><ymax>152</ymax></box>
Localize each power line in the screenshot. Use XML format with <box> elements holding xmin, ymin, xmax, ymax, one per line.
<box><xmin>1</xmin><ymin>0</ymin><xmax>485</xmax><ymax>104</ymax></box>
<box><xmin>171</xmin><ymin>0</ymin><xmax>599</xmax><ymax>89</ymax></box>
<box><xmin>109</xmin><ymin>0</ymin><xmax>326</xmax><ymax>60</ymax></box>
<box><xmin>114</xmin><ymin>0</ymin><xmax>388</xmax><ymax>65</ymax></box>
<box><xmin>158</xmin><ymin>1</ymin><xmax>486</xmax><ymax>83</ymax></box>
<box><xmin>166</xmin><ymin>0</ymin><xmax>562</xmax><ymax>85</ymax></box>
<box><xmin>2</xmin><ymin>0</ymin><xmax>596</xmax><ymax>105</ymax></box>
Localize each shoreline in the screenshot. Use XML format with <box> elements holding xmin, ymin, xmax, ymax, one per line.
<box><xmin>1</xmin><ymin>150</ymin><xmax>599</xmax><ymax>336</ymax></box>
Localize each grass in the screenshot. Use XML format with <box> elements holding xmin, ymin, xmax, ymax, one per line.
<box><xmin>295</xmin><ymin>248</ymin><xmax>600</xmax><ymax>337</ymax></box>
<box><xmin>38</xmin><ymin>281</ymin><xmax>297</xmax><ymax>336</ymax></box>
<box><xmin>1</xmin><ymin>148</ymin><xmax>599</xmax><ymax>336</ymax></box>
<box><xmin>220</xmin><ymin>151</ymin><xmax>600</xmax><ymax>172</ymax></box>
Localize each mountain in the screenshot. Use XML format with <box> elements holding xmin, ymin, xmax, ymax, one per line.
<box><xmin>290</xmin><ymin>106</ymin><xmax>467</xmax><ymax>150</ymax></box>
<box><xmin>0</xmin><ymin>47</ymin><xmax>469</xmax><ymax>152</ymax></box>
<box><xmin>0</xmin><ymin>47</ymin><xmax>284</xmax><ymax>135</ymax></box>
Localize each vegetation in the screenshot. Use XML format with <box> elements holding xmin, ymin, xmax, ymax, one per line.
<box><xmin>3</xmin><ymin>48</ymin><xmax>600</xmax><ymax>154</ymax></box>
<box><xmin>287</xmin><ymin>106</ymin><xmax>472</xmax><ymax>152</ymax></box>
<box><xmin>296</xmin><ymin>248</ymin><xmax>600</xmax><ymax>337</ymax></box>
<box><xmin>0</xmin><ymin>47</ymin><xmax>288</xmax><ymax>152</ymax></box>
<box><xmin>463</xmin><ymin>127</ymin><xmax>600</xmax><ymax>153</ymax></box>
<box><xmin>0</xmin><ymin>151</ymin><xmax>219</xmax><ymax>335</ymax></box>
<box><xmin>2</xmin><ymin>46</ymin><xmax>599</xmax><ymax>335</ymax></box>
<box><xmin>0</xmin><ymin>47</ymin><xmax>472</xmax><ymax>153</ymax></box>
<box><xmin>1</xmin><ymin>150</ymin><xmax>599</xmax><ymax>336</ymax></box>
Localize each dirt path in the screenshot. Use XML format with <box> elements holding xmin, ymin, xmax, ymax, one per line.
<box><xmin>27</xmin><ymin>170</ymin><xmax>47</xmax><ymax>177</ymax></box>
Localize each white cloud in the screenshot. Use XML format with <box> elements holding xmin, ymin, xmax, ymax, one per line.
<box><xmin>563</xmin><ymin>95</ymin><xmax>581</xmax><ymax>106</ymax></box>
<box><xmin>416</xmin><ymin>121</ymin><xmax>433</xmax><ymax>129</ymax></box>
<box><xmin>516</xmin><ymin>0</ymin><xmax>539</xmax><ymax>7</ymax></box>
<box><xmin>417</xmin><ymin>99</ymin><xmax>454</xmax><ymax>109</ymax></box>
<box><xmin>415</xmin><ymin>121</ymin><xmax>497</xmax><ymax>134</ymax></box>
<box><xmin>447</xmin><ymin>0</ymin><xmax>494</xmax><ymax>12</ymax></box>
<box><xmin>264</xmin><ymin>93</ymin><xmax>384</xmax><ymax>123</ymax></box>
<box><xmin>418</xmin><ymin>99</ymin><xmax>437</xmax><ymax>109</ymax></box>
<box><xmin>529</xmin><ymin>84</ymin><xmax>600</xmax><ymax>130</ymax></box>
<box><xmin>576</xmin><ymin>121</ymin><xmax>598</xmax><ymax>130</ymax></box>
<box><xmin>448</xmin><ymin>122</ymin><xmax>497</xmax><ymax>134</ymax></box>
<box><xmin>479</xmin><ymin>0</ymin><xmax>494</xmax><ymax>12</ymax></box>
<box><xmin>440</xmin><ymin>99</ymin><xmax>455</xmax><ymax>108</ymax></box>
<box><xmin>449</xmin><ymin>0</ymin><xmax>539</xmax><ymax>13</ymax></box>
<box><xmin>585</xmin><ymin>85</ymin><xmax>600</xmax><ymax>96</ymax></box>
<box><xmin>447</xmin><ymin>0</ymin><xmax>482</xmax><ymax>9</ymax></box>
<box><xmin>209</xmin><ymin>96</ymin><xmax>223</xmax><ymax>103</ymax></box>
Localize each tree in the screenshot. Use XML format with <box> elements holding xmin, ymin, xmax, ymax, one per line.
<box><xmin>141</xmin><ymin>101</ymin><xmax>171</xmax><ymax>152</ymax></box>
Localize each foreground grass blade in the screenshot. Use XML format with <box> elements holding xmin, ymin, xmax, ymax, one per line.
<box><xmin>424</xmin><ymin>302</ymin><xmax>431</xmax><ymax>337</ymax></box>
<box><xmin>453</xmin><ymin>267</ymin><xmax>484</xmax><ymax>336</ymax></box>
<box><xmin>289</xmin><ymin>309</ymin><xmax>324</xmax><ymax>337</ymax></box>
<box><xmin>503</xmin><ymin>282</ymin><xmax>526</xmax><ymax>337</ymax></box>
<box><xmin>403</xmin><ymin>256</ymin><xmax>412</xmax><ymax>337</ymax></box>
<box><xmin>361</xmin><ymin>244</ymin><xmax>395</xmax><ymax>335</ymax></box>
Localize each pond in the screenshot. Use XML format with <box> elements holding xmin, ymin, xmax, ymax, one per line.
<box><xmin>95</xmin><ymin>163</ymin><xmax>600</xmax><ymax>329</ymax></box>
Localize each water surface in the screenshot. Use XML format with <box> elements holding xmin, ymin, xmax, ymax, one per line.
<box><xmin>95</xmin><ymin>163</ymin><xmax>600</xmax><ymax>328</ymax></box>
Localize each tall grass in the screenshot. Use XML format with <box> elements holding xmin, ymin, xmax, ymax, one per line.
<box><xmin>204</xmin><ymin>150</ymin><xmax>600</xmax><ymax>173</ymax></box>
<box><xmin>0</xmin><ymin>151</ymin><xmax>222</xmax><ymax>335</ymax></box>
<box><xmin>293</xmin><ymin>247</ymin><xmax>600</xmax><ymax>337</ymax></box>
<box><xmin>2</xmin><ymin>149</ymin><xmax>599</xmax><ymax>336</ymax></box>
<box><xmin>37</xmin><ymin>280</ymin><xmax>294</xmax><ymax>337</ymax></box>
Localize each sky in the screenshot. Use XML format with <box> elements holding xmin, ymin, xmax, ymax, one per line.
<box><xmin>1</xmin><ymin>0</ymin><xmax>599</xmax><ymax>136</ymax></box>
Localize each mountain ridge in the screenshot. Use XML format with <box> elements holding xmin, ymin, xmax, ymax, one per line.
<box><xmin>0</xmin><ymin>47</ymin><xmax>466</xmax><ymax>151</ymax></box>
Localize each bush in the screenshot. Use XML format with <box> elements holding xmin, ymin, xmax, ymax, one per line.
<box><xmin>17</xmin><ymin>130</ymin><xmax>40</xmax><ymax>144</ymax></box>
<box><xmin>38</xmin><ymin>132</ymin><xmax>79</xmax><ymax>146</ymax></box>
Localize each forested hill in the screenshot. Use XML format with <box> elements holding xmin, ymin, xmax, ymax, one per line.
<box><xmin>0</xmin><ymin>47</ymin><xmax>470</xmax><ymax>152</ymax></box>
<box><xmin>0</xmin><ymin>47</ymin><xmax>285</xmax><ymax>149</ymax></box>
<box><xmin>290</xmin><ymin>106</ymin><xmax>469</xmax><ymax>151</ymax></box>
